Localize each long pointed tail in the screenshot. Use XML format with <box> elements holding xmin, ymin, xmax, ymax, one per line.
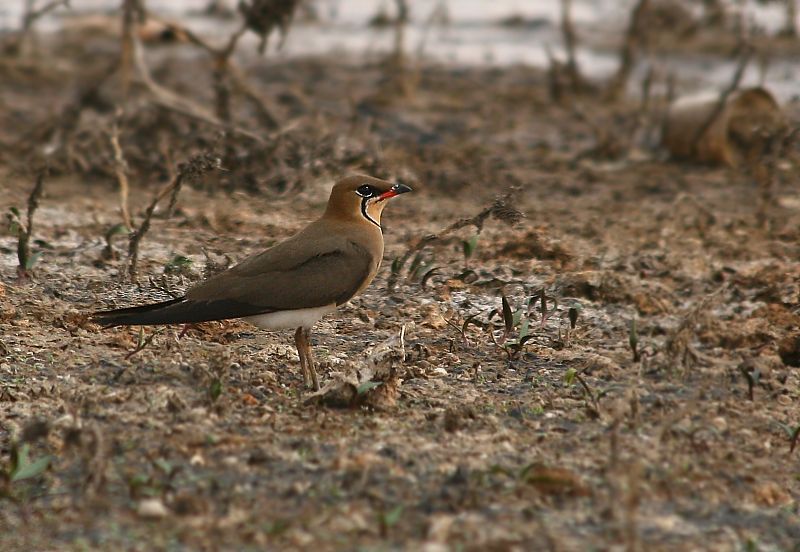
<box><xmin>92</xmin><ymin>297</ymin><xmax>188</xmax><ymax>327</ymax></box>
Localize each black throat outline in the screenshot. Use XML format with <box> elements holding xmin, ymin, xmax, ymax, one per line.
<box><xmin>361</xmin><ymin>197</ymin><xmax>381</xmax><ymax>229</ymax></box>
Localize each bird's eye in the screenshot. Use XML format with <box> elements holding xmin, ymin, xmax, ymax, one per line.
<box><xmin>356</xmin><ymin>185</ymin><xmax>376</xmax><ymax>197</ymax></box>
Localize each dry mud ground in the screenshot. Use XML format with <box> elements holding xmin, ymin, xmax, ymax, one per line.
<box><xmin>1</xmin><ymin>48</ymin><xmax>800</xmax><ymax>551</ymax></box>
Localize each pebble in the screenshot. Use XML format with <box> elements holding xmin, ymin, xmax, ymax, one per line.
<box><xmin>710</xmin><ymin>416</ymin><xmax>727</xmax><ymax>432</ymax></box>
<box><xmin>190</xmin><ymin>453</ymin><xmax>205</xmax><ymax>466</ymax></box>
<box><xmin>137</xmin><ymin>498</ymin><xmax>169</xmax><ymax>519</ymax></box>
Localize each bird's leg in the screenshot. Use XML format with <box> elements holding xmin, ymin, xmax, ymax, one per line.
<box><xmin>302</xmin><ymin>327</ymin><xmax>320</xmax><ymax>391</ymax></box>
<box><xmin>295</xmin><ymin>327</ymin><xmax>311</xmax><ymax>388</ymax></box>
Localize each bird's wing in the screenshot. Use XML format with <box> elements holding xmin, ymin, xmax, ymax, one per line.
<box><xmin>93</xmin><ymin>240</ymin><xmax>376</xmax><ymax>326</ymax></box>
<box><xmin>183</xmin><ymin>236</ymin><xmax>377</xmax><ymax>317</ymax></box>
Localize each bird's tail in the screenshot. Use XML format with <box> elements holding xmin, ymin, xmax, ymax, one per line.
<box><xmin>92</xmin><ymin>297</ymin><xmax>189</xmax><ymax>327</ymax></box>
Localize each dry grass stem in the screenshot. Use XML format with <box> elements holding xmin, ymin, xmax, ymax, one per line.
<box><xmin>690</xmin><ymin>44</ymin><xmax>754</xmax><ymax>155</ymax></box>
<box><xmin>606</xmin><ymin>0</ymin><xmax>651</xmax><ymax>101</ymax></box>
<box><xmin>127</xmin><ymin>152</ymin><xmax>220</xmax><ymax>281</ymax></box>
<box><xmin>15</xmin><ymin>168</ymin><xmax>47</xmax><ymax>278</ymax></box>
<box><xmin>109</xmin><ymin>115</ymin><xmax>132</xmax><ymax>229</ymax></box>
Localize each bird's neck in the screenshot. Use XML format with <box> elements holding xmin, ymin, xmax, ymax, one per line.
<box><xmin>323</xmin><ymin>202</ymin><xmax>386</xmax><ymax>230</ymax></box>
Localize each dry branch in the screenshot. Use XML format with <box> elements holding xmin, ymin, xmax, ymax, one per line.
<box><xmin>120</xmin><ymin>0</ymin><xmax>145</xmax><ymax>100</ymax></box>
<box><xmin>690</xmin><ymin>44</ymin><xmax>753</xmax><ymax>156</ymax></box>
<box><xmin>4</xmin><ymin>0</ymin><xmax>70</xmax><ymax>56</ymax></box>
<box><xmin>605</xmin><ymin>0</ymin><xmax>651</xmax><ymax>101</ymax></box>
<box><xmin>753</xmin><ymin>125</ymin><xmax>799</xmax><ymax>229</ymax></box>
<box><xmin>388</xmin><ymin>189</ymin><xmax>523</xmax><ymax>290</ymax></box>
<box><xmin>18</xmin><ymin>61</ymin><xmax>118</xmax><ymax>164</ymax></box>
<box><xmin>127</xmin><ymin>153</ymin><xmax>221</xmax><ymax>281</ymax></box>
<box><xmin>15</xmin><ymin>168</ymin><xmax>47</xmax><ymax>279</ymax></box>
<box><xmin>130</xmin><ymin>36</ymin><xmax>266</xmax><ymax>144</ymax></box>
<box><xmin>560</xmin><ymin>0</ymin><xmax>584</xmax><ymax>92</ymax></box>
<box><xmin>228</xmin><ymin>64</ymin><xmax>280</xmax><ymax>129</ymax></box>
<box><xmin>109</xmin><ymin>115</ymin><xmax>132</xmax><ymax>229</ymax></box>
<box><xmin>152</xmin><ymin>13</ymin><xmax>279</xmax><ymax>128</ymax></box>
<box><xmin>660</xmin><ymin>284</ymin><xmax>730</xmax><ymax>373</ymax></box>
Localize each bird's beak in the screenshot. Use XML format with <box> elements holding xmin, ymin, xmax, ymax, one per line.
<box><xmin>377</xmin><ymin>183</ymin><xmax>413</xmax><ymax>202</ymax></box>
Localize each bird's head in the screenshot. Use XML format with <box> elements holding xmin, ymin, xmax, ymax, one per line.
<box><xmin>324</xmin><ymin>175</ymin><xmax>412</xmax><ymax>228</ymax></box>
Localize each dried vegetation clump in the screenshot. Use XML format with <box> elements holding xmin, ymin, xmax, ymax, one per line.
<box><xmin>1</xmin><ymin>1</ymin><xmax>800</xmax><ymax>550</ymax></box>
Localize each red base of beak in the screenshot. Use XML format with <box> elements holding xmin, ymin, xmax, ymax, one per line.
<box><xmin>378</xmin><ymin>183</ymin><xmax>412</xmax><ymax>202</ymax></box>
<box><xmin>377</xmin><ymin>190</ymin><xmax>399</xmax><ymax>201</ymax></box>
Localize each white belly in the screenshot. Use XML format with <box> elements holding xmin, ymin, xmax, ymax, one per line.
<box><xmin>243</xmin><ymin>304</ymin><xmax>337</xmax><ymax>331</ymax></box>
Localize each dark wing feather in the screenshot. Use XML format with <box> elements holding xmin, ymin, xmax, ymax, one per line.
<box><xmin>186</xmin><ymin>241</ymin><xmax>376</xmax><ymax>313</ymax></box>
<box><xmin>92</xmin><ymin>241</ymin><xmax>376</xmax><ymax>327</ymax></box>
<box><xmin>92</xmin><ymin>296</ymin><xmax>269</xmax><ymax>326</ymax></box>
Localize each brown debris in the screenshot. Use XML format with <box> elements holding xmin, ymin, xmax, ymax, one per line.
<box><xmin>778</xmin><ymin>333</ymin><xmax>800</xmax><ymax>368</ymax></box>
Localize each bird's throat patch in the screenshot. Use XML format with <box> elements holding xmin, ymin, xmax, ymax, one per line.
<box><xmin>360</xmin><ymin>197</ymin><xmax>381</xmax><ymax>229</ymax></box>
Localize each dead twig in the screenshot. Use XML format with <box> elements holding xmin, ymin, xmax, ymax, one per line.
<box><xmin>228</xmin><ymin>63</ymin><xmax>280</xmax><ymax>129</ymax></box>
<box><xmin>660</xmin><ymin>283</ymin><xmax>730</xmax><ymax>373</ymax></box>
<box><xmin>125</xmin><ymin>327</ymin><xmax>166</xmax><ymax>358</ymax></box>
<box><xmin>131</xmin><ymin>35</ymin><xmax>266</xmax><ymax>144</ymax></box>
<box><xmin>14</xmin><ymin>168</ymin><xmax>47</xmax><ymax>279</ymax></box>
<box><xmin>781</xmin><ymin>0</ymin><xmax>798</xmax><ymax>37</ymax></box>
<box><xmin>74</xmin><ymin>422</ymin><xmax>107</xmax><ymax>496</ymax></box>
<box><xmin>4</xmin><ymin>0</ymin><xmax>70</xmax><ymax>56</ymax></box>
<box><xmin>560</xmin><ymin>0</ymin><xmax>585</xmax><ymax>92</ymax></box>
<box><xmin>388</xmin><ymin>189</ymin><xmax>524</xmax><ymax>289</ymax></box>
<box><xmin>109</xmin><ymin>113</ymin><xmax>132</xmax><ymax>229</ymax></box>
<box><xmin>752</xmin><ymin>126</ymin><xmax>798</xmax><ymax>231</ymax></box>
<box><xmin>127</xmin><ymin>152</ymin><xmax>221</xmax><ymax>281</ymax></box>
<box><xmin>690</xmin><ymin>44</ymin><xmax>754</xmax><ymax>156</ymax></box>
<box><xmin>571</xmin><ymin>105</ymin><xmax>628</xmax><ymax>160</ymax></box>
<box><xmin>120</xmin><ymin>0</ymin><xmax>145</xmax><ymax>100</ymax></box>
<box><xmin>605</xmin><ymin>0</ymin><xmax>651</xmax><ymax>102</ymax></box>
<box><xmin>575</xmin><ymin>373</ymin><xmax>600</xmax><ymax>415</ymax></box>
<box><xmin>145</xmin><ymin>13</ymin><xmax>281</xmax><ymax>130</ymax></box>
<box><xmin>546</xmin><ymin>0</ymin><xmax>592</xmax><ymax>102</ymax></box>
<box><xmin>18</xmin><ymin>62</ymin><xmax>118</xmax><ymax>164</ymax></box>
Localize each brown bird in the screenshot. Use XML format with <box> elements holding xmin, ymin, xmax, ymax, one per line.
<box><xmin>93</xmin><ymin>175</ymin><xmax>412</xmax><ymax>390</ymax></box>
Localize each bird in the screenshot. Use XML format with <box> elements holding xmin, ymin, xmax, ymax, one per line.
<box><xmin>93</xmin><ymin>175</ymin><xmax>412</xmax><ymax>391</ymax></box>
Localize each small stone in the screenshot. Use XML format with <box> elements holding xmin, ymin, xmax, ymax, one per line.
<box><xmin>137</xmin><ymin>498</ymin><xmax>169</xmax><ymax>519</ymax></box>
<box><xmin>222</xmin><ymin>455</ymin><xmax>239</xmax><ymax>467</ymax></box>
<box><xmin>430</xmin><ymin>366</ymin><xmax>448</xmax><ymax>377</ymax></box>
<box><xmin>710</xmin><ymin>416</ymin><xmax>727</xmax><ymax>433</ymax></box>
<box><xmin>190</xmin><ymin>453</ymin><xmax>205</xmax><ymax>466</ymax></box>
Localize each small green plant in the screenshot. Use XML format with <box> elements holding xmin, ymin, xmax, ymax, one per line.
<box><xmin>102</xmin><ymin>223</ymin><xmax>129</xmax><ymax>260</ymax></box>
<box><xmin>208</xmin><ymin>378</ymin><xmax>223</xmax><ymax>402</ymax></box>
<box><xmin>488</xmin><ymin>294</ymin><xmax>534</xmax><ymax>362</ymax></box>
<box><xmin>554</xmin><ymin>300</ymin><xmax>582</xmax><ymax>347</ymax></box>
<box><xmin>357</xmin><ymin>380</ymin><xmax>382</xmax><ymax>395</ymax></box>
<box><xmin>564</xmin><ymin>366</ymin><xmax>600</xmax><ymax>416</ymax></box>
<box><xmin>774</xmin><ymin>421</ymin><xmax>800</xmax><ymax>454</ymax></box>
<box><xmin>9</xmin><ymin>443</ymin><xmax>51</xmax><ymax>482</ymax></box>
<box><xmin>462</xmin><ymin>234</ymin><xmax>479</xmax><ymax>267</ymax></box>
<box><xmin>6</xmin><ymin>169</ymin><xmax>46</xmax><ymax>278</ymax></box>
<box><xmin>738</xmin><ymin>363</ymin><xmax>760</xmax><ymax>401</ymax></box>
<box><xmin>164</xmin><ymin>254</ymin><xmax>193</xmax><ymax>275</ymax></box>
<box><xmin>377</xmin><ymin>504</ymin><xmax>404</xmax><ymax>538</ymax></box>
<box><xmin>125</xmin><ymin>327</ymin><xmax>165</xmax><ymax>359</ymax></box>
<box><xmin>1</xmin><ymin>420</ymin><xmax>53</xmax><ymax>499</ymax></box>
<box><xmin>388</xmin><ymin>251</ymin><xmax>439</xmax><ymax>290</ymax></box>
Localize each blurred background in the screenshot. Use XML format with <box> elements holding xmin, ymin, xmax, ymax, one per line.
<box><xmin>1</xmin><ymin>0</ymin><xmax>798</xmax><ymax>95</ymax></box>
